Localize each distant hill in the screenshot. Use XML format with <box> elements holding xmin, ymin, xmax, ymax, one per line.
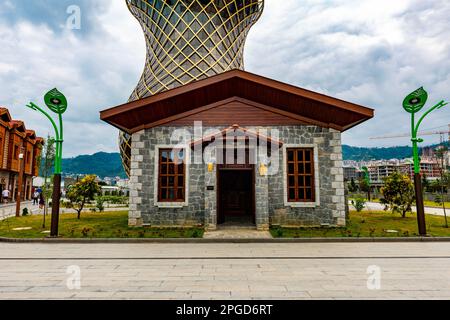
<box><xmin>342</xmin><ymin>145</ymin><xmax>413</xmax><ymax>161</ymax></box>
<box><xmin>40</xmin><ymin>143</ymin><xmax>446</xmax><ymax>178</ymax></box>
<box><xmin>41</xmin><ymin>152</ymin><xmax>126</xmax><ymax>178</ymax></box>
<box><xmin>343</xmin><ymin>142</ymin><xmax>448</xmax><ymax>161</ymax></box>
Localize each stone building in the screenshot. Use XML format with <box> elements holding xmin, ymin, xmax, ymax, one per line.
<box><xmin>101</xmin><ymin>70</ymin><xmax>373</xmax><ymax>230</ymax></box>
<box><xmin>0</xmin><ymin>107</ymin><xmax>43</xmax><ymax>201</ymax></box>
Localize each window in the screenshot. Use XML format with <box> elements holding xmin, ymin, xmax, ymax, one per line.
<box><xmin>287</xmin><ymin>148</ymin><xmax>315</xmax><ymax>202</ymax></box>
<box><xmin>13</xmin><ymin>145</ymin><xmax>19</xmax><ymax>160</ymax></box>
<box><xmin>158</xmin><ymin>148</ymin><xmax>186</xmax><ymax>202</ymax></box>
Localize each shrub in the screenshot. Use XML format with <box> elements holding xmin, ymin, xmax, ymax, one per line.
<box><xmin>96</xmin><ymin>198</ymin><xmax>105</xmax><ymax>212</ymax></box>
<box><xmin>351</xmin><ymin>198</ymin><xmax>366</xmax><ymax>212</ymax></box>
<box><xmin>22</xmin><ymin>208</ymin><xmax>29</xmax><ymax>216</ymax></box>
<box><xmin>380</xmin><ymin>172</ymin><xmax>415</xmax><ymax>218</ymax></box>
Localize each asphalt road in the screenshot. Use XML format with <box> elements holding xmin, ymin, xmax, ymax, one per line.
<box><xmin>1</xmin><ymin>242</ymin><xmax>450</xmax><ymax>300</ymax></box>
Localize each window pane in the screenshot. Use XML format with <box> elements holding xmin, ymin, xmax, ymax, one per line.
<box><xmin>288</xmin><ymin>163</ymin><xmax>295</xmax><ymax>174</ymax></box>
<box><xmin>305</xmin><ymin>176</ymin><xmax>312</xmax><ymax>187</ymax></box>
<box><xmin>161</xmin><ymin>164</ymin><xmax>168</xmax><ymax>175</ymax></box>
<box><xmin>306</xmin><ymin>188</ymin><xmax>312</xmax><ymax>200</ymax></box>
<box><xmin>297</xmin><ymin>150</ymin><xmax>304</xmax><ymax>161</ymax></box>
<box><xmin>298</xmin><ymin>176</ymin><xmax>305</xmax><ymax>187</ymax></box>
<box><xmin>168</xmin><ymin>164</ymin><xmax>175</xmax><ymax>174</ymax></box>
<box><xmin>160</xmin><ymin>189</ymin><xmax>167</xmax><ymax>200</ymax></box>
<box><xmin>168</xmin><ymin>176</ymin><xmax>175</xmax><ymax>187</ymax></box>
<box><xmin>299</xmin><ymin>188</ymin><xmax>305</xmax><ymax>200</ymax></box>
<box><xmin>161</xmin><ymin>177</ymin><xmax>168</xmax><ymax>187</ymax></box>
<box><xmin>177</xmin><ymin>188</ymin><xmax>184</xmax><ymax>199</ymax></box>
<box><xmin>305</xmin><ymin>163</ymin><xmax>312</xmax><ymax>174</ymax></box>
<box><xmin>287</xmin><ymin>150</ymin><xmax>294</xmax><ymax>162</ymax></box>
<box><xmin>289</xmin><ymin>188</ymin><xmax>296</xmax><ymax>200</ymax></box>
<box><xmin>168</xmin><ymin>189</ymin><xmax>176</xmax><ymax>200</ymax></box>
<box><xmin>298</xmin><ymin>163</ymin><xmax>304</xmax><ymax>174</ymax></box>
<box><xmin>305</xmin><ymin>151</ymin><xmax>311</xmax><ymax>162</ymax></box>
<box><xmin>178</xmin><ymin>163</ymin><xmax>184</xmax><ymax>174</ymax></box>
<box><xmin>288</xmin><ymin>176</ymin><xmax>295</xmax><ymax>187</ymax></box>
<box><xmin>161</xmin><ymin>151</ymin><xmax>169</xmax><ymax>162</ymax></box>
<box><xmin>178</xmin><ymin>176</ymin><xmax>184</xmax><ymax>186</ymax></box>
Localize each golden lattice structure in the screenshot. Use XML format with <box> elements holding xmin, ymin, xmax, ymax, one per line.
<box><xmin>120</xmin><ymin>0</ymin><xmax>264</xmax><ymax>176</ymax></box>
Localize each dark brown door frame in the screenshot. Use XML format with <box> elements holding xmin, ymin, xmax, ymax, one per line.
<box><xmin>217</xmin><ymin>165</ymin><xmax>256</xmax><ymax>225</ymax></box>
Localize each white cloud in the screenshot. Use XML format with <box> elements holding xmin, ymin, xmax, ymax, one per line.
<box><xmin>0</xmin><ymin>0</ymin><xmax>449</xmax><ymax>157</ymax></box>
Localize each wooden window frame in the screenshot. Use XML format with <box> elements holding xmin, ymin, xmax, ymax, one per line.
<box><xmin>157</xmin><ymin>148</ymin><xmax>186</xmax><ymax>203</ymax></box>
<box><xmin>154</xmin><ymin>145</ymin><xmax>190</xmax><ymax>208</ymax></box>
<box><xmin>286</xmin><ymin>148</ymin><xmax>315</xmax><ymax>203</ymax></box>
<box><xmin>283</xmin><ymin>144</ymin><xmax>320</xmax><ymax>207</ymax></box>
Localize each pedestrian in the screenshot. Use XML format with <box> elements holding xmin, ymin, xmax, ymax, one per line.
<box><xmin>2</xmin><ymin>189</ymin><xmax>10</xmax><ymax>204</ymax></box>
<box><xmin>39</xmin><ymin>192</ymin><xmax>45</xmax><ymax>210</ymax></box>
<box><xmin>33</xmin><ymin>191</ymin><xmax>40</xmax><ymax>205</ymax></box>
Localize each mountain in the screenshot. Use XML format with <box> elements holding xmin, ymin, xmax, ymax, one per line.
<box><xmin>41</xmin><ymin>152</ymin><xmax>126</xmax><ymax>179</ymax></box>
<box><xmin>342</xmin><ymin>145</ymin><xmax>414</xmax><ymax>161</ymax></box>
<box><xmin>343</xmin><ymin>142</ymin><xmax>448</xmax><ymax>161</ymax></box>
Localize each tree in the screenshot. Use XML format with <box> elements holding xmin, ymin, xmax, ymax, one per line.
<box><xmin>348</xmin><ymin>178</ymin><xmax>358</xmax><ymax>193</ymax></box>
<box><xmin>41</xmin><ymin>135</ymin><xmax>56</xmax><ymax>228</ymax></box>
<box><xmin>66</xmin><ymin>175</ymin><xmax>101</xmax><ymax>219</ymax></box>
<box><xmin>434</xmin><ymin>146</ymin><xmax>448</xmax><ymax>228</ymax></box>
<box><xmin>380</xmin><ymin>172</ymin><xmax>415</xmax><ymax>218</ymax></box>
<box><xmin>422</xmin><ymin>173</ymin><xmax>430</xmax><ymax>192</ymax></box>
<box><xmin>359</xmin><ymin>177</ymin><xmax>370</xmax><ymax>197</ymax></box>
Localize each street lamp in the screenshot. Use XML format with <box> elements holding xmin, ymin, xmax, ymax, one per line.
<box><xmin>26</xmin><ymin>88</ymin><xmax>67</xmax><ymax>237</ymax></box>
<box><xmin>403</xmin><ymin>87</ymin><xmax>448</xmax><ymax>236</ymax></box>
<box><xmin>15</xmin><ymin>150</ymin><xmax>25</xmax><ymax>217</ymax></box>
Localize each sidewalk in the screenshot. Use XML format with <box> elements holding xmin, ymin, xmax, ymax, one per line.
<box><xmin>0</xmin><ymin>201</ymin><xmax>37</xmax><ymax>221</ymax></box>
<box><xmin>0</xmin><ymin>202</ymin><xmax>127</xmax><ymax>221</ymax></box>
<box><xmin>354</xmin><ymin>201</ymin><xmax>449</xmax><ymax>217</ymax></box>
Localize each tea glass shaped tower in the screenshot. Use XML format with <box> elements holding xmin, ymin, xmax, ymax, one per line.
<box><xmin>120</xmin><ymin>0</ymin><xmax>264</xmax><ymax>176</ymax></box>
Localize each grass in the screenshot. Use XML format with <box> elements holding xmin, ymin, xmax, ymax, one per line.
<box><xmin>0</xmin><ymin>211</ymin><xmax>204</xmax><ymax>239</ymax></box>
<box><xmin>270</xmin><ymin>211</ymin><xmax>450</xmax><ymax>238</ymax></box>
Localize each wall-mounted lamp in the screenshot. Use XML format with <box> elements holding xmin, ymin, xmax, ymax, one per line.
<box><xmin>259</xmin><ymin>163</ymin><xmax>268</xmax><ymax>177</ymax></box>
<box><xmin>19</xmin><ymin>153</ymin><xmax>24</xmax><ymax>160</ymax></box>
<box><xmin>207</xmin><ymin>163</ymin><xmax>215</xmax><ymax>173</ymax></box>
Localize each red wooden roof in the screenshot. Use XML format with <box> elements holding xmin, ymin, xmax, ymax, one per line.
<box><xmin>100</xmin><ymin>69</ymin><xmax>374</xmax><ymax>134</ymax></box>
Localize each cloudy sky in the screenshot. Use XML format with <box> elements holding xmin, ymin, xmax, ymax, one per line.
<box><xmin>0</xmin><ymin>0</ymin><xmax>449</xmax><ymax>157</ymax></box>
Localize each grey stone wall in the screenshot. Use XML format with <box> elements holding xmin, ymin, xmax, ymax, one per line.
<box><xmin>129</xmin><ymin>125</ymin><xmax>345</xmax><ymax>228</ymax></box>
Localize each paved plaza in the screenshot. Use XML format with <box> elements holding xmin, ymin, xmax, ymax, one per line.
<box><xmin>1</xmin><ymin>242</ymin><xmax>450</xmax><ymax>300</ymax></box>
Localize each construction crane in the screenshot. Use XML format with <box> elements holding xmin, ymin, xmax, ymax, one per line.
<box><xmin>370</xmin><ymin>124</ymin><xmax>450</xmax><ymax>144</ymax></box>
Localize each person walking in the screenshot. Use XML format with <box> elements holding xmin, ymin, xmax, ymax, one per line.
<box><xmin>39</xmin><ymin>192</ymin><xmax>45</xmax><ymax>210</ymax></box>
<box><xmin>32</xmin><ymin>191</ymin><xmax>40</xmax><ymax>205</ymax></box>
<box><xmin>2</xmin><ymin>189</ymin><xmax>10</xmax><ymax>204</ymax></box>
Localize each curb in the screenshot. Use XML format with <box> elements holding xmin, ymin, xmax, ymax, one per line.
<box><xmin>2</xmin><ymin>236</ymin><xmax>450</xmax><ymax>244</ymax></box>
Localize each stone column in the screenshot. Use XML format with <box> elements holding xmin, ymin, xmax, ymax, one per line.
<box><xmin>205</xmin><ymin>165</ymin><xmax>217</xmax><ymax>230</ymax></box>
<box><xmin>128</xmin><ymin>131</ymin><xmax>144</xmax><ymax>227</ymax></box>
<box><xmin>329</xmin><ymin>129</ymin><xmax>346</xmax><ymax>226</ymax></box>
<box><xmin>255</xmin><ymin>167</ymin><xmax>269</xmax><ymax>231</ymax></box>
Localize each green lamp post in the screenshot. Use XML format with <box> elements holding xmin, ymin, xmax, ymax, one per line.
<box><xmin>26</xmin><ymin>88</ymin><xmax>67</xmax><ymax>237</ymax></box>
<box><xmin>403</xmin><ymin>87</ymin><xmax>448</xmax><ymax>236</ymax></box>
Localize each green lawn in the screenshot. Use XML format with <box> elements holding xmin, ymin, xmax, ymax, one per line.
<box><xmin>0</xmin><ymin>211</ymin><xmax>204</xmax><ymax>239</ymax></box>
<box><xmin>271</xmin><ymin>211</ymin><xmax>450</xmax><ymax>238</ymax></box>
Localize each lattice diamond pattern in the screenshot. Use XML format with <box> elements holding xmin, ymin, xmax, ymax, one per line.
<box><xmin>120</xmin><ymin>0</ymin><xmax>264</xmax><ymax>176</ymax></box>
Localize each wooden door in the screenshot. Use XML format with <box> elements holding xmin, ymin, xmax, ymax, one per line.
<box><xmin>218</xmin><ymin>169</ymin><xmax>255</xmax><ymax>224</ymax></box>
